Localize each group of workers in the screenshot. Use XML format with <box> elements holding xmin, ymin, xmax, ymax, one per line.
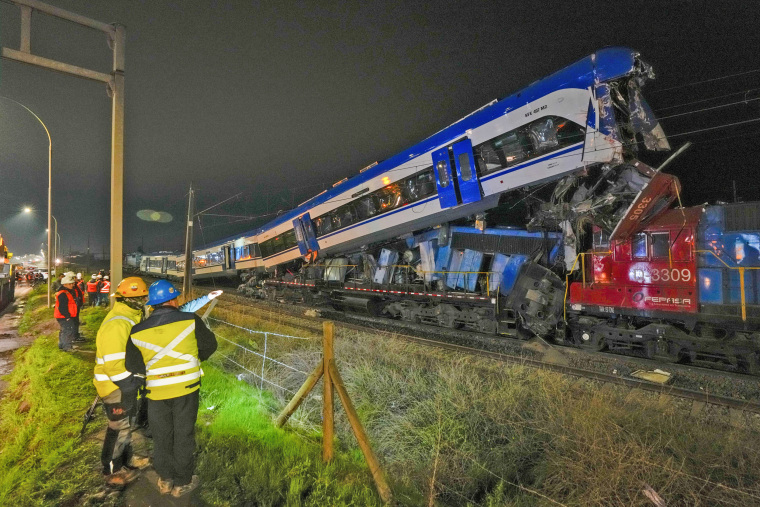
<box><xmin>53</xmin><ymin>273</ymin><xmax>220</xmax><ymax>497</ymax></box>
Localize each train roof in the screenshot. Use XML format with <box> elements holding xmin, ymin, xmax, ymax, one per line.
<box><xmin>201</xmin><ymin>47</ymin><xmax>641</xmax><ymax>248</ymax></box>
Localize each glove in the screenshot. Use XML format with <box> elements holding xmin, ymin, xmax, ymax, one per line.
<box><xmin>208</xmin><ymin>290</ymin><xmax>223</xmax><ymax>300</ymax></box>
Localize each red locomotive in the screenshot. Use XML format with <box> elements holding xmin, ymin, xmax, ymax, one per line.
<box><xmin>567</xmin><ymin>185</ymin><xmax>760</xmax><ymax>373</ymax></box>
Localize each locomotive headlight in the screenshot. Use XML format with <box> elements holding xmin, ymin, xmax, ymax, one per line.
<box><xmin>581</xmin><ymin>332</ymin><xmax>590</xmax><ymax>342</ymax></box>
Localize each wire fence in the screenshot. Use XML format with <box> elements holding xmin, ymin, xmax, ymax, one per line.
<box><xmin>206</xmin><ymin>315</ymin><xmax>314</xmax><ymax>395</ymax></box>
<box><xmin>202</xmin><ymin>306</ymin><xmax>760</xmax><ymax>506</ymax></box>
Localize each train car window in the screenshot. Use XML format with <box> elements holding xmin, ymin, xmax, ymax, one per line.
<box><xmin>459</xmin><ymin>153</ymin><xmax>473</xmax><ymax>181</ymax></box>
<box><xmin>311</xmin><ymin>168</ymin><xmax>438</xmax><ymax>238</ymax></box>
<box><xmin>474</xmin><ymin>116</ymin><xmax>585</xmax><ymax>176</ymax></box>
<box><xmin>632</xmin><ymin>233</ymin><xmax>648</xmax><ymax>259</ymax></box>
<box><xmin>251</xmin><ymin>243</ymin><xmax>261</xmax><ymax>258</ymax></box>
<box><xmin>651</xmin><ymin>232</ymin><xmax>670</xmax><ymax>258</ymax></box>
<box><xmin>436</xmin><ymin>161</ymin><xmax>450</xmax><ymax>188</ymax></box>
<box><xmin>417</xmin><ymin>168</ymin><xmax>436</xmax><ymax>197</ymax></box>
<box><xmin>354</xmin><ymin>195</ymin><xmax>379</xmax><ymax>220</ymax></box>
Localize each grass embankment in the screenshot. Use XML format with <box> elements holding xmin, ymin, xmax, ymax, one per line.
<box><xmin>211</xmin><ymin>305</ymin><xmax>760</xmax><ymax>506</ymax></box>
<box><xmin>0</xmin><ymin>284</ymin><xmax>108</xmax><ymax>506</ymax></box>
<box><xmin>0</xmin><ymin>286</ymin><xmax>383</xmax><ymax>506</ymax></box>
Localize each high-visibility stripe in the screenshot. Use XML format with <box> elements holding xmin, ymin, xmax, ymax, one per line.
<box><xmin>131</xmin><ymin>338</ymin><xmax>163</xmax><ymax>353</ymax></box>
<box><xmin>105</xmin><ymin>316</ymin><xmax>136</xmax><ymax>326</ymax></box>
<box><xmin>132</xmin><ymin>338</ymin><xmax>196</xmax><ymax>363</ymax></box>
<box><xmin>146</xmin><ymin>370</ymin><xmax>201</xmax><ymax>388</ymax></box>
<box><xmin>148</xmin><ymin>360</ymin><xmax>199</xmax><ymax>376</ymax></box>
<box><xmin>96</xmin><ymin>357</ymin><xmax>105</xmax><ymax>364</ymax></box>
<box><xmin>102</xmin><ymin>352</ymin><xmax>126</xmax><ymax>362</ymax></box>
<box><xmin>94</xmin><ymin>374</ymin><xmax>110</xmax><ymax>381</ymax></box>
<box><xmin>146</xmin><ymin>322</ymin><xmax>195</xmax><ymax>370</ymax></box>
<box><xmin>109</xmin><ymin>370</ymin><xmax>131</xmax><ymax>382</ymax></box>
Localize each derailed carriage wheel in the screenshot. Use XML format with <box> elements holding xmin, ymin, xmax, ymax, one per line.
<box><xmin>576</xmin><ymin>329</ymin><xmax>607</xmax><ymax>352</ymax></box>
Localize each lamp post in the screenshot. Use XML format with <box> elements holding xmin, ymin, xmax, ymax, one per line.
<box><xmin>2</xmin><ymin>96</ymin><xmax>53</xmax><ymax>307</ymax></box>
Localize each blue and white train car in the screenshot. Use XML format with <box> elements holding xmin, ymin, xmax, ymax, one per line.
<box><xmin>251</xmin><ymin>47</ymin><xmax>667</xmax><ymax>271</ymax></box>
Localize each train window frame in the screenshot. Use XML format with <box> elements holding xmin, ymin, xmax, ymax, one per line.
<box><xmin>650</xmin><ymin>232</ymin><xmax>670</xmax><ymax>259</ymax></box>
<box><xmin>474</xmin><ymin>115</ymin><xmax>585</xmax><ymax>176</ymax></box>
<box><xmin>632</xmin><ymin>233</ymin><xmax>648</xmax><ymax>259</ymax></box>
<box><xmin>312</xmin><ymin>167</ymin><xmax>437</xmax><ymax>238</ymax></box>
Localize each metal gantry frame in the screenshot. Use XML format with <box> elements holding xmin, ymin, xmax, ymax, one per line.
<box><xmin>1</xmin><ymin>0</ymin><xmax>125</xmax><ymax>306</ymax></box>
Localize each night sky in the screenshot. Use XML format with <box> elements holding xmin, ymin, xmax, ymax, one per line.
<box><xmin>1</xmin><ymin>1</ymin><xmax>759</xmax><ymax>257</ymax></box>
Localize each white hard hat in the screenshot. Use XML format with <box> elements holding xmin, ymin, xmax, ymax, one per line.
<box><xmin>76</xmin><ymin>273</ymin><xmax>82</xmax><ymax>279</ymax></box>
<box><xmin>61</xmin><ymin>275</ymin><xmax>76</xmax><ymax>284</ymax></box>
<box><xmin>91</xmin><ymin>274</ymin><xmax>96</xmax><ymax>279</ymax></box>
<box><xmin>104</xmin><ymin>276</ymin><xmax>109</xmax><ymax>280</ymax></box>
<box><xmin>96</xmin><ymin>274</ymin><xmax>102</xmax><ymax>279</ymax></box>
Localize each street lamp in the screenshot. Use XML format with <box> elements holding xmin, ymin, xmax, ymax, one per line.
<box><xmin>1</xmin><ymin>96</ymin><xmax>53</xmax><ymax>307</ymax></box>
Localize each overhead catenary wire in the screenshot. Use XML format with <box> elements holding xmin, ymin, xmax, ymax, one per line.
<box><xmin>655</xmin><ymin>88</ymin><xmax>760</xmax><ymax>112</ymax></box>
<box><xmin>651</xmin><ymin>67</ymin><xmax>760</xmax><ymax>94</ymax></box>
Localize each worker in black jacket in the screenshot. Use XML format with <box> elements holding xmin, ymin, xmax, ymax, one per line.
<box><xmin>124</xmin><ymin>280</ymin><xmax>217</xmax><ymax>498</ymax></box>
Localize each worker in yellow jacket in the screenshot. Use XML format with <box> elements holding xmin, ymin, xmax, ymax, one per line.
<box><xmin>125</xmin><ymin>280</ymin><xmax>217</xmax><ymax>498</ymax></box>
<box><xmin>93</xmin><ymin>276</ymin><xmax>152</xmax><ymax>487</ymax></box>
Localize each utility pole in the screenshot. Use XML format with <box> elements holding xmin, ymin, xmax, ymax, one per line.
<box><xmin>182</xmin><ymin>185</ymin><xmax>195</xmax><ymax>297</ymax></box>
<box><xmin>1</xmin><ymin>0</ymin><xmax>125</xmax><ymax>307</ymax></box>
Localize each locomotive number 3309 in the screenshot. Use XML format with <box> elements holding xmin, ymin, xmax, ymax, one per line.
<box><xmin>650</xmin><ymin>268</ymin><xmax>692</xmax><ymax>282</ymax></box>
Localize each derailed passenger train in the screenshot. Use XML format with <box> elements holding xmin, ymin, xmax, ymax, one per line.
<box><xmin>136</xmin><ymin>47</ymin><xmax>760</xmax><ymax>372</ymax></box>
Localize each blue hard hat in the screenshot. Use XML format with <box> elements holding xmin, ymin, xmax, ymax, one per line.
<box><xmin>146</xmin><ymin>279</ymin><xmax>181</xmax><ymax>306</ymax></box>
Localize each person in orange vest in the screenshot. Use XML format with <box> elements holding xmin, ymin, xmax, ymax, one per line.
<box><xmin>86</xmin><ymin>274</ymin><xmax>100</xmax><ymax>307</ymax></box>
<box><xmin>54</xmin><ymin>274</ymin><xmax>79</xmax><ymax>351</ymax></box>
<box><xmin>100</xmin><ymin>276</ymin><xmax>111</xmax><ymax>307</ymax></box>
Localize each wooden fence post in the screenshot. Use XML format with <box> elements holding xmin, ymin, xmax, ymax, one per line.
<box><xmin>328</xmin><ymin>360</ymin><xmax>393</xmax><ymax>504</ymax></box>
<box><xmin>323</xmin><ymin>321</ymin><xmax>335</xmax><ymax>462</ymax></box>
<box><xmin>275</xmin><ymin>362</ymin><xmax>323</xmax><ymax>428</ymax></box>
<box><xmin>275</xmin><ymin>320</ymin><xmax>392</xmax><ymax>504</ymax></box>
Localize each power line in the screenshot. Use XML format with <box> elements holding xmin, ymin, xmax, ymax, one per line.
<box><xmin>652</xmin><ymin>67</ymin><xmax>760</xmax><ymax>94</ymax></box>
<box><xmin>658</xmin><ymin>96</ymin><xmax>760</xmax><ymax>120</ymax></box>
<box><xmin>655</xmin><ymin>88</ymin><xmax>760</xmax><ymax>112</ymax></box>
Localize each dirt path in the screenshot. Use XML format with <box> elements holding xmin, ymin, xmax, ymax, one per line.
<box><xmin>0</xmin><ymin>285</ymin><xmax>33</xmax><ymax>396</ymax></box>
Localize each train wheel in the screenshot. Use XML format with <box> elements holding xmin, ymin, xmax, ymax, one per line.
<box><xmin>578</xmin><ymin>330</ymin><xmax>607</xmax><ymax>351</ymax></box>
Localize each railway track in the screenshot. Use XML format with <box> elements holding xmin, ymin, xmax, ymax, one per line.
<box><xmin>193</xmin><ymin>286</ymin><xmax>760</xmax><ymax>418</ymax></box>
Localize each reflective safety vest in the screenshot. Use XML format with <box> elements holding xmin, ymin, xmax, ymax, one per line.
<box><xmin>86</xmin><ymin>280</ymin><xmax>99</xmax><ymax>293</ymax></box>
<box><xmin>93</xmin><ymin>301</ymin><xmax>143</xmax><ymax>398</ymax></box>
<box><xmin>54</xmin><ymin>289</ymin><xmax>78</xmax><ymax>319</ymax></box>
<box><xmin>100</xmin><ymin>281</ymin><xmax>111</xmax><ymax>293</ymax></box>
<box><xmin>130</xmin><ymin>315</ymin><xmax>202</xmax><ymax>400</ymax></box>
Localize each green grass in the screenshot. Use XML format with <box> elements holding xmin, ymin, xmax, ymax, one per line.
<box><xmin>0</xmin><ymin>286</ymin><xmax>102</xmax><ymax>506</ymax></box>
<box><xmin>0</xmin><ymin>287</ymin><xmax>387</xmax><ymax>506</ymax></box>
<box><xmin>196</xmin><ymin>365</ymin><xmax>381</xmax><ymax>506</ymax></box>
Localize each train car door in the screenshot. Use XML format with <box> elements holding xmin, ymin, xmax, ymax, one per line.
<box><xmin>452</xmin><ymin>139</ymin><xmax>482</xmax><ymax>204</ymax></box>
<box><xmin>225</xmin><ymin>246</ymin><xmax>234</xmax><ymax>269</ymax></box>
<box><xmin>301</xmin><ymin>213</ymin><xmax>319</xmax><ymax>253</ymax></box>
<box><xmin>432</xmin><ymin>147</ymin><xmax>458</xmax><ymax>208</ymax></box>
<box><xmin>293</xmin><ymin>214</ymin><xmax>320</xmax><ymax>256</ymax></box>
<box><xmin>293</xmin><ymin>218</ymin><xmax>309</xmax><ymax>255</ymax></box>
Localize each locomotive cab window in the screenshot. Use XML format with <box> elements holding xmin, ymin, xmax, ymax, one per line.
<box><xmin>632</xmin><ymin>233</ymin><xmax>647</xmax><ymax>259</ymax></box>
<box><xmin>650</xmin><ymin>232</ymin><xmax>670</xmax><ymax>259</ymax></box>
